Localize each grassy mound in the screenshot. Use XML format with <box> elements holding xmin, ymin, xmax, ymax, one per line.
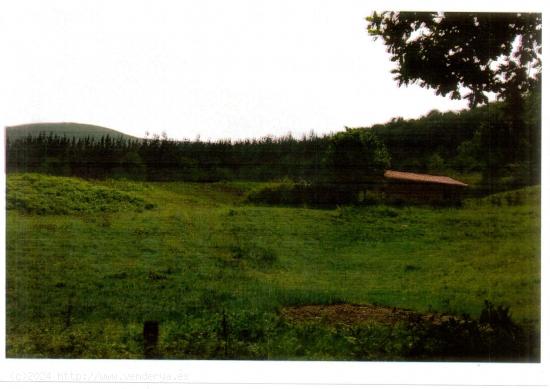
<box><xmin>7</xmin><ymin>174</ymin><xmax>154</xmax><ymax>215</ymax></box>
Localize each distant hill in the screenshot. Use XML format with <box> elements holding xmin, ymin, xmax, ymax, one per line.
<box><xmin>5</xmin><ymin>122</ymin><xmax>139</xmax><ymax>141</ymax></box>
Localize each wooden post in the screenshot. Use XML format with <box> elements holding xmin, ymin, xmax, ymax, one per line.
<box><xmin>143</xmin><ymin>320</ymin><xmax>159</xmax><ymax>359</ymax></box>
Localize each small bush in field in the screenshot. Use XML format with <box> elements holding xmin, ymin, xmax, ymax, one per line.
<box><xmin>246</xmin><ymin>181</ymin><xmax>359</xmax><ymax>207</ymax></box>
<box><xmin>396</xmin><ymin>300</ymin><xmax>535</xmax><ymax>361</ymax></box>
<box><xmin>246</xmin><ymin>180</ymin><xmax>306</xmax><ymax>205</ymax></box>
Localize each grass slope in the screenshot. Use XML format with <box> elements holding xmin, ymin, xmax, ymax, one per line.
<box><xmin>6</xmin><ymin>175</ymin><xmax>540</xmax><ymax>359</ymax></box>
<box><xmin>7</xmin><ymin>174</ymin><xmax>154</xmax><ymax>214</ymax></box>
<box><xmin>6</xmin><ymin>122</ymin><xmax>138</xmax><ymax>141</ymax></box>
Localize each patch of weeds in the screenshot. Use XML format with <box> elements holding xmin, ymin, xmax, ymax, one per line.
<box><xmin>404</xmin><ymin>264</ymin><xmax>420</xmax><ymax>272</ymax></box>
<box><xmin>199</xmin><ymin>289</ymin><xmax>233</xmax><ymax>311</ymax></box>
<box><xmin>230</xmin><ymin>245</ymin><xmax>246</xmax><ymax>260</ymax></box>
<box><xmin>248</xmin><ymin>245</ymin><xmax>277</xmax><ymax>265</ymax></box>
<box><xmin>146</xmin><ymin>267</ymin><xmax>176</xmax><ymax>282</ymax></box>
<box><xmin>161</xmin><ymin>267</ymin><xmax>176</xmax><ymax>275</ymax></box>
<box><xmin>35</xmin><ymin>223</ymin><xmax>57</xmax><ymax>232</ymax></box>
<box><xmin>276</xmin><ymin>289</ymin><xmax>348</xmax><ymax>308</ymax></box>
<box><xmin>148</xmin><ymin>270</ymin><xmax>168</xmax><ymax>281</ymax></box>
<box><xmin>106</xmin><ymin>272</ymin><xmax>128</xmax><ymax>280</ymax></box>
<box><xmin>217</xmin><ymin>255</ymin><xmax>242</xmax><ymax>269</ymax></box>
<box><xmin>371</xmin><ymin>206</ymin><xmax>399</xmax><ymax>218</ymax></box>
<box><xmin>399</xmin><ymin>300</ymin><xmax>538</xmax><ymax>361</ymax></box>
<box><xmin>361</xmin><ymin>190</ymin><xmax>387</xmax><ymax>205</ymax></box>
<box><xmin>334</xmin><ymin>205</ymin><xmax>365</xmax><ymax>220</ymax></box>
<box><xmin>134</xmin><ymin>227</ymin><xmax>146</xmax><ymax>236</ymax></box>
<box><xmin>230</xmin><ymin>243</ymin><xmax>277</xmax><ymax>267</ymax></box>
<box><xmin>334</xmin><ymin>206</ymin><xmax>346</xmax><ymax>219</ymax></box>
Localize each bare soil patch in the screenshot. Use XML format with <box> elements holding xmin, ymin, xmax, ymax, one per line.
<box><xmin>281</xmin><ymin>304</ymin><xmax>456</xmax><ymax>326</ymax></box>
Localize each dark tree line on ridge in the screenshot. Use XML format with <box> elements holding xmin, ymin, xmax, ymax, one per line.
<box><xmin>369</xmin><ymin>86</ymin><xmax>541</xmax><ymax>188</ymax></box>
<box><xmin>6</xmin><ymin>130</ymin><xmax>361</xmax><ymax>183</ymax></box>
<box><xmin>6</xmin><ymin>88</ymin><xmax>540</xmax><ymax>192</ymax></box>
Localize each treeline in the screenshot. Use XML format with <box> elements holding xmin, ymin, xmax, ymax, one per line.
<box><xmin>366</xmin><ymin>88</ymin><xmax>541</xmax><ymax>187</ymax></box>
<box><xmin>6</xmin><ymin>129</ymin><xmax>389</xmax><ymax>186</ymax></box>
<box><xmin>6</xmin><ymin>132</ymin><xmax>334</xmax><ymax>182</ymax></box>
<box><xmin>6</xmin><ymin>89</ymin><xmax>540</xmax><ymax>188</ymax></box>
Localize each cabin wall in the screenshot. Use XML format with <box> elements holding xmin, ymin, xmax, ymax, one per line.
<box><xmin>382</xmin><ymin>180</ymin><xmax>465</xmax><ymax>205</ymax></box>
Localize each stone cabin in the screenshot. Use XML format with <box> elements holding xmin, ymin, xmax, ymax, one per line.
<box><xmin>381</xmin><ymin>170</ymin><xmax>468</xmax><ymax>205</ymax></box>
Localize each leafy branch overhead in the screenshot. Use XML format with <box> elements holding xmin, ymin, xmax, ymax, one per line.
<box><xmin>367</xmin><ymin>12</ymin><xmax>542</xmax><ymax>107</ymax></box>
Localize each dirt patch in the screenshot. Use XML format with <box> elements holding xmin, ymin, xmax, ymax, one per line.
<box><xmin>281</xmin><ymin>304</ymin><xmax>456</xmax><ymax>326</ymax></box>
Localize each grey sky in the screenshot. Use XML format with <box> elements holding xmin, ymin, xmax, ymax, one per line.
<box><xmin>0</xmin><ymin>0</ymin><xmax>542</xmax><ymax>140</ymax></box>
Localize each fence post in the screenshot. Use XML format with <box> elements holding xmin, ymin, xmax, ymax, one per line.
<box><xmin>143</xmin><ymin>320</ymin><xmax>159</xmax><ymax>359</ymax></box>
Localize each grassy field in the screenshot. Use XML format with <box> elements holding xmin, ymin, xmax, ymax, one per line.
<box><xmin>6</xmin><ymin>174</ymin><xmax>540</xmax><ymax>360</ymax></box>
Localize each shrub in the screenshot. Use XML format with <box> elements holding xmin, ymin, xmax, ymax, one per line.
<box><xmin>246</xmin><ymin>180</ymin><xmax>307</xmax><ymax>206</ymax></box>
<box><xmin>399</xmin><ymin>301</ymin><xmax>538</xmax><ymax>361</ymax></box>
<box><xmin>247</xmin><ymin>181</ymin><xmax>362</xmax><ymax>207</ymax></box>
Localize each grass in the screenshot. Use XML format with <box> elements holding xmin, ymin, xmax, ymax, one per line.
<box><xmin>7</xmin><ymin>174</ymin><xmax>154</xmax><ymax>214</ymax></box>
<box><xmin>6</xmin><ymin>173</ymin><xmax>540</xmax><ymax>359</ymax></box>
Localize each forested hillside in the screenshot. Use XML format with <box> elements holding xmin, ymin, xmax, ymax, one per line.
<box><xmin>366</xmin><ymin>88</ymin><xmax>540</xmax><ymax>187</ymax></box>
<box><xmin>6</xmin><ymin>89</ymin><xmax>540</xmax><ymax>191</ymax></box>
<box><xmin>6</xmin><ymin>122</ymin><xmax>138</xmax><ymax>141</ymax></box>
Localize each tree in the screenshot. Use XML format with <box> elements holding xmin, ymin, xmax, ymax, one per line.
<box><xmin>366</xmin><ymin>12</ymin><xmax>541</xmax><ymax>107</ymax></box>
<box><xmin>325</xmin><ymin>129</ymin><xmax>390</xmax><ymax>186</ymax></box>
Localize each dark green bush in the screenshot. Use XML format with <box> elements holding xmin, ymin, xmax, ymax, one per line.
<box><xmin>247</xmin><ymin>181</ymin><xmax>361</xmax><ymax>207</ymax></box>
<box><xmin>246</xmin><ymin>180</ymin><xmax>307</xmax><ymax>205</ymax></box>
<box><xmin>398</xmin><ymin>301</ymin><xmax>538</xmax><ymax>361</ymax></box>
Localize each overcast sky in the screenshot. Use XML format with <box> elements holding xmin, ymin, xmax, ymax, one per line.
<box><xmin>0</xmin><ymin>0</ymin><xmax>543</xmax><ymax>141</ymax></box>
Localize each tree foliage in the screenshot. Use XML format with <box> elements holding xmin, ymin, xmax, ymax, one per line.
<box><xmin>367</xmin><ymin>12</ymin><xmax>542</xmax><ymax>107</ymax></box>
<box><xmin>6</xmin><ymin>133</ymin><xmax>331</xmax><ymax>182</ymax></box>
<box><xmin>325</xmin><ymin>129</ymin><xmax>390</xmax><ymax>185</ymax></box>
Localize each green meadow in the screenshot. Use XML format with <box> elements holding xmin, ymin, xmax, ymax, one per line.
<box><xmin>6</xmin><ymin>173</ymin><xmax>540</xmax><ymax>360</ymax></box>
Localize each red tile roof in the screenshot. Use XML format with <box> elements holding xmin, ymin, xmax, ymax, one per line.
<box><xmin>384</xmin><ymin>170</ymin><xmax>468</xmax><ymax>187</ymax></box>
